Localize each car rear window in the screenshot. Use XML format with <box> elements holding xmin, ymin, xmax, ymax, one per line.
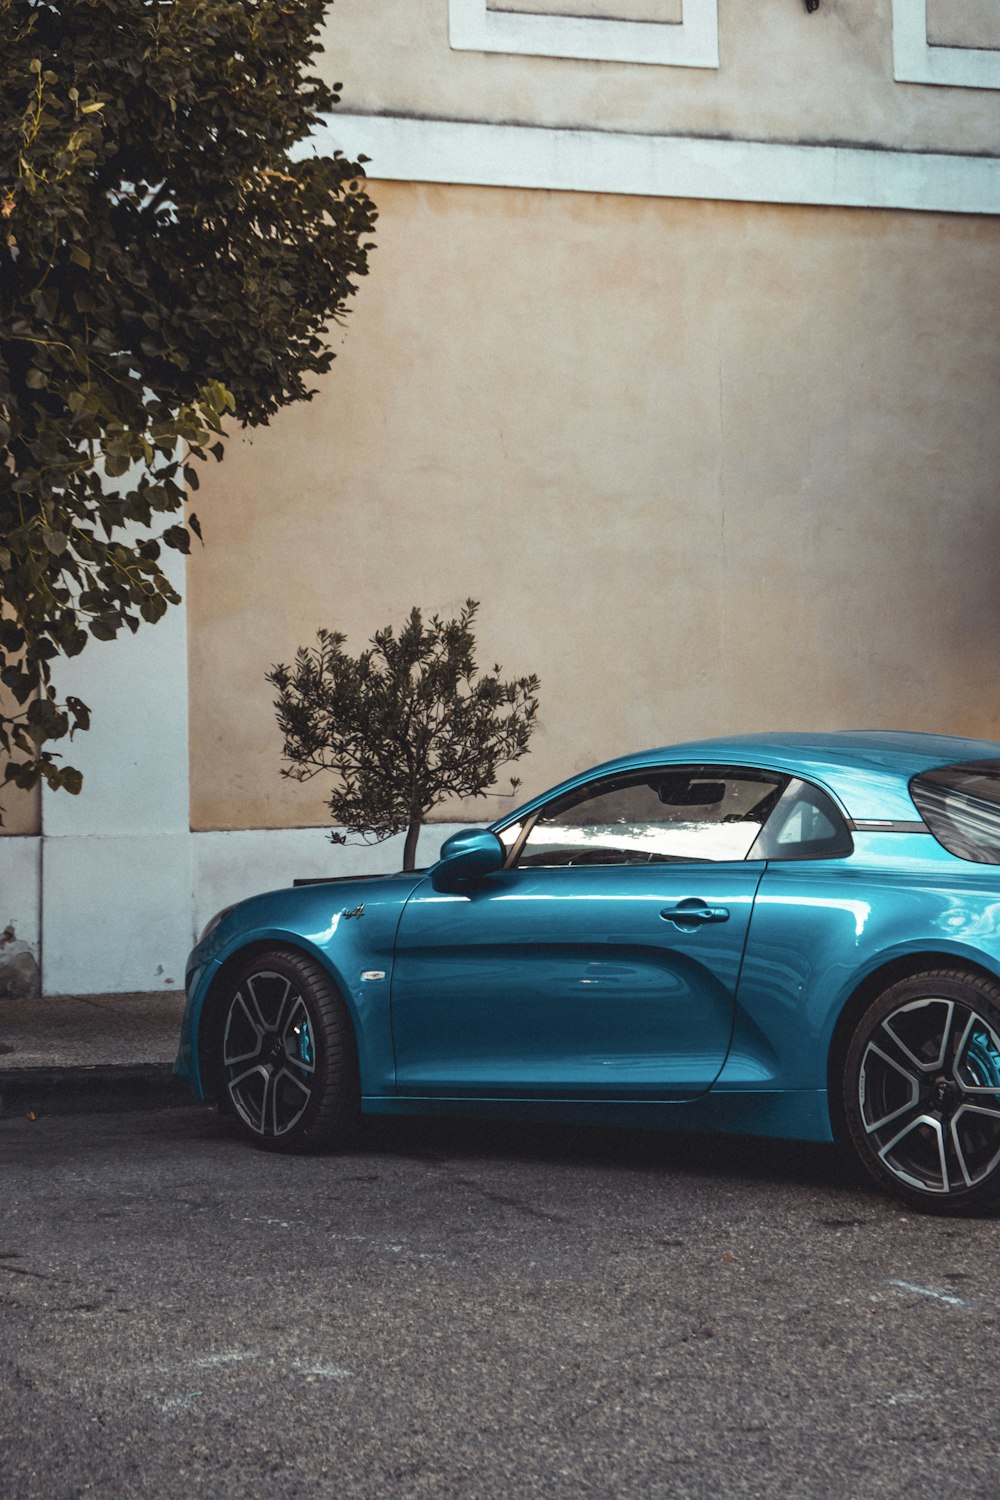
<box><xmin>910</xmin><ymin>760</ymin><xmax>1000</xmax><ymax>864</ymax></box>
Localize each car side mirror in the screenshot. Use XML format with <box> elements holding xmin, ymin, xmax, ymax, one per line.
<box><xmin>430</xmin><ymin>829</ymin><xmax>505</xmax><ymax>891</ymax></box>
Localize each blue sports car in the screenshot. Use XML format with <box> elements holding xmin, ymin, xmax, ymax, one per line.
<box><xmin>176</xmin><ymin>731</ymin><xmax>1000</xmax><ymax>1214</ymax></box>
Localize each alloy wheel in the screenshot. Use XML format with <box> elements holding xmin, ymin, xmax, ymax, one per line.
<box><xmin>222</xmin><ymin>968</ymin><xmax>319</xmax><ymax>1139</ymax></box>
<box><xmin>855</xmin><ymin>990</ymin><xmax>1000</xmax><ymax>1200</ymax></box>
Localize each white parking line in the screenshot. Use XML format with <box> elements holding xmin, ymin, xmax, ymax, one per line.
<box><xmin>887</xmin><ymin>1278</ymin><xmax>968</xmax><ymax>1308</ymax></box>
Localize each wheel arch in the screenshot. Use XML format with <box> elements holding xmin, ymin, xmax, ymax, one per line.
<box><xmin>197</xmin><ymin>937</ymin><xmax>361</xmax><ymax>1108</ymax></box>
<box><xmin>826</xmin><ymin>948</ymin><xmax>1000</xmax><ymax>1143</ymax></box>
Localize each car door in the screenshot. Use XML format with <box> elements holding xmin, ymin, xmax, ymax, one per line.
<box><xmin>389</xmin><ymin>764</ymin><xmax>785</xmax><ymax>1100</ymax></box>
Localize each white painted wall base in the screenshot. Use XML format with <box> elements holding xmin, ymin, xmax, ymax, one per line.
<box><xmin>41</xmin><ymin>832</ymin><xmax>192</xmax><ymax>994</ymax></box>
<box><xmin>37</xmin><ymin>515</ymin><xmax>190</xmax><ymax>996</ymax></box>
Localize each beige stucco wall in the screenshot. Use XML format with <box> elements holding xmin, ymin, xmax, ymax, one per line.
<box><xmin>0</xmin><ymin>783</ymin><xmax>39</xmax><ymax>837</ymax></box>
<box><xmin>321</xmin><ymin>0</ymin><xmax>1000</xmax><ymax>157</ymax></box>
<box><xmin>0</xmin><ymin>679</ymin><xmax>41</xmax><ymax>835</ymax></box>
<box><xmin>187</xmin><ymin>179</ymin><xmax>1000</xmax><ymax>832</ymax></box>
<box><xmin>0</xmin><ymin>783</ymin><xmax>40</xmax><ymax>836</ymax></box>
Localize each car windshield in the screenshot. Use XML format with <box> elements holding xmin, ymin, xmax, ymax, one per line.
<box><xmin>910</xmin><ymin>760</ymin><xmax>1000</xmax><ymax>864</ymax></box>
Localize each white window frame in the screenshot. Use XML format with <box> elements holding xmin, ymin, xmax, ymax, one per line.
<box><xmin>893</xmin><ymin>0</ymin><xmax>1000</xmax><ymax>89</ymax></box>
<box><xmin>449</xmin><ymin>0</ymin><xmax>719</xmax><ymax>68</ymax></box>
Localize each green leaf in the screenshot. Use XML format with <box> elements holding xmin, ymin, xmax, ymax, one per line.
<box><xmin>63</xmin><ymin>628</ymin><xmax>90</xmax><ymax>657</ymax></box>
<box><xmin>139</xmin><ymin>594</ymin><xmax>168</xmax><ymax>624</ymax></box>
<box><xmin>0</xmin><ymin>619</ymin><xmax>25</xmax><ymax>651</ymax></box>
<box><xmin>66</xmin><ymin>698</ymin><xmax>91</xmax><ymax>733</ymax></box>
<box><xmin>58</xmin><ymin>766</ymin><xmax>84</xmax><ymax>794</ymax></box>
<box><xmin>162</xmin><ymin>525</ymin><xmax>191</xmax><ymax>554</ymax></box>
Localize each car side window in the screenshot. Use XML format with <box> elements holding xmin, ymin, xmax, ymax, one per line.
<box><xmin>748</xmin><ymin>777</ymin><xmax>853</xmax><ymax>861</ymax></box>
<box><xmin>513</xmin><ymin>766</ymin><xmax>787</xmax><ymax>867</ymax></box>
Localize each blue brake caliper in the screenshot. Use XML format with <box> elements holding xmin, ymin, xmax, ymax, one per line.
<box><xmin>298</xmin><ymin>1019</ymin><xmax>314</xmax><ymax>1079</ymax></box>
<box><xmin>964</xmin><ymin>1027</ymin><xmax>1000</xmax><ymax>1101</ymax></box>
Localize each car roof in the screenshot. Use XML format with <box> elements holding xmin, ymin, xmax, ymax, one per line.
<box><xmin>548</xmin><ymin>731</ymin><xmax>1000</xmax><ymax>822</ymax></box>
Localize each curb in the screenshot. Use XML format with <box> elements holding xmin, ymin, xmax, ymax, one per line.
<box><xmin>0</xmin><ymin>1063</ymin><xmax>201</xmax><ymax>1119</ymax></box>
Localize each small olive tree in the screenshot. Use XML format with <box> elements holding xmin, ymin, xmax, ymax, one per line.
<box><xmin>268</xmin><ymin>600</ymin><xmax>540</xmax><ymax>870</ymax></box>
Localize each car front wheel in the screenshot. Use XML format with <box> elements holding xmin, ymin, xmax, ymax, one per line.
<box><xmin>843</xmin><ymin>970</ymin><xmax>1000</xmax><ymax>1213</ymax></box>
<box><xmin>215</xmin><ymin>948</ymin><xmax>358</xmax><ymax>1151</ymax></box>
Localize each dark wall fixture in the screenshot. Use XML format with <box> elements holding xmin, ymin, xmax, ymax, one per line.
<box><xmin>805</xmin><ymin>0</ymin><xmax>820</xmax><ymax>10</ymax></box>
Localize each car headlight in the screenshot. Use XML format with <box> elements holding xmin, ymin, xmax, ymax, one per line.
<box><xmin>198</xmin><ymin>903</ymin><xmax>236</xmax><ymax>945</ymax></box>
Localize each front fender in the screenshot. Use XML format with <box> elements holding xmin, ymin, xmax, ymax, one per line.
<box><xmin>175</xmin><ymin>874</ymin><xmax>423</xmax><ymax>1099</ymax></box>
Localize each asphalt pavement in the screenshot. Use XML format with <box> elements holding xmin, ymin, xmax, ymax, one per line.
<box><xmin>3</xmin><ymin>994</ymin><xmax>1000</xmax><ymax>1497</ymax></box>
<box><xmin>3</xmin><ymin>1105</ymin><xmax>999</xmax><ymax>1500</ymax></box>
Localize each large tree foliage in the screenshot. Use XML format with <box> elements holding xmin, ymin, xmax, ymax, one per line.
<box><xmin>1</xmin><ymin>0</ymin><xmax>376</xmax><ymax>804</ymax></box>
<box><xmin>269</xmin><ymin>602</ymin><xmax>541</xmax><ymax>871</ymax></box>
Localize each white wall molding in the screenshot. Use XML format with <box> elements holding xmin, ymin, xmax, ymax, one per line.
<box><xmin>893</xmin><ymin>0</ymin><xmax>1000</xmax><ymax>90</ymax></box>
<box><xmin>319</xmin><ymin>113</ymin><xmax>1000</xmax><ymax>216</ymax></box>
<box><xmin>449</xmin><ymin>0</ymin><xmax>718</xmax><ymax>68</ymax></box>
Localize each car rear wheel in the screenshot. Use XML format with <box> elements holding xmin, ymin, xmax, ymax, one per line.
<box><xmin>843</xmin><ymin>970</ymin><xmax>1000</xmax><ymax>1213</ymax></box>
<box><xmin>215</xmin><ymin>949</ymin><xmax>358</xmax><ymax>1151</ymax></box>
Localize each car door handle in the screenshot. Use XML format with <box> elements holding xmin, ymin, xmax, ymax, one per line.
<box><xmin>660</xmin><ymin>901</ymin><xmax>731</xmax><ymax>928</ymax></box>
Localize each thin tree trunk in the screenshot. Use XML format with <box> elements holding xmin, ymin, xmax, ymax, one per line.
<box><xmin>402</xmin><ymin>818</ymin><xmax>421</xmax><ymax>871</ymax></box>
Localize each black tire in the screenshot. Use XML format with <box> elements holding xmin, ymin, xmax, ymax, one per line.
<box><xmin>843</xmin><ymin>969</ymin><xmax>1000</xmax><ymax>1214</ymax></box>
<box><xmin>214</xmin><ymin>948</ymin><xmax>359</xmax><ymax>1152</ymax></box>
